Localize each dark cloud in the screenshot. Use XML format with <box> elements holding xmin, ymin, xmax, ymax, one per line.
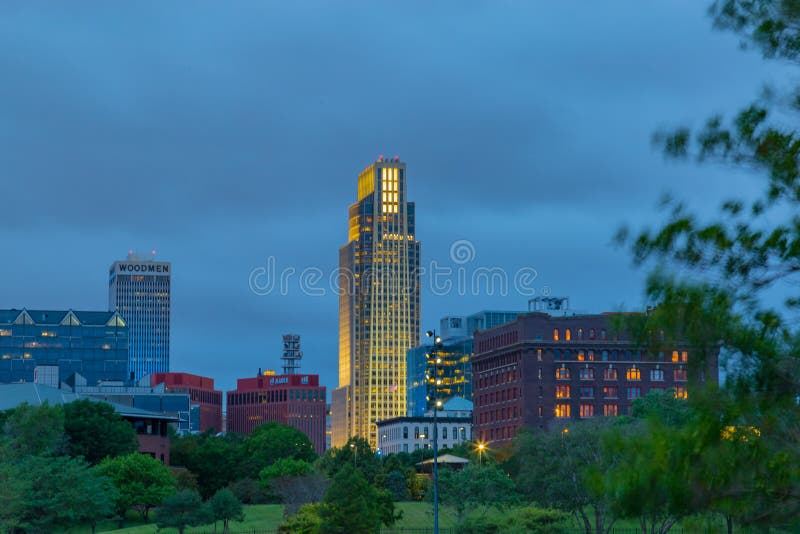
<box><xmin>0</xmin><ymin>0</ymin><xmax>780</xmax><ymax>393</ymax></box>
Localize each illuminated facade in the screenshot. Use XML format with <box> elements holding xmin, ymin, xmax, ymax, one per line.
<box><xmin>472</xmin><ymin>311</ymin><xmax>719</xmax><ymax>445</ymax></box>
<box><xmin>109</xmin><ymin>252</ymin><xmax>171</xmax><ymax>380</ymax></box>
<box><xmin>332</xmin><ymin>156</ymin><xmax>420</xmax><ymax>448</ymax></box>
<box><xmin>0</xmin><ymin>308</ymin><xmax>128</xmax><ymax>385</ymax></box>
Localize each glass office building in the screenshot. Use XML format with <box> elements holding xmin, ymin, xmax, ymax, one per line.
<box><xmin>0</xmin><ymin>308</ymin><xmax>128</xmax><ymax>385</ymax></box>
<box><xmin>332</xmin><ymin>156</ymin><xmax>421</xmax><ymax>448</ymax></box>
<box><xmin>109</xmin><ymin>252</ymin><xmax>171</xmax><ymax>380</ymax></box>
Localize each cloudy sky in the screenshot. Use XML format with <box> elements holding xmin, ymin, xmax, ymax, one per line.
<box><xmin>0</xmin><ymin>1</ymin><xmax>779</xmax><ymax>396</ymax></box>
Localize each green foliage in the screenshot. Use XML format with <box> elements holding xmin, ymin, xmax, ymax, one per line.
<box><xmin>630</xmin><ymin>389</ymin><xmax>691</xmax><ymax>427</ymax></box>
<box><xmin>316</xmin><ymin>436</ymin><xmax>381</xmax><ymax>483</ymax></box>
<box><xmin>17</xmin><ymin>455</ymin><xmax>116</xmax><ymax>533</ymax></box>
<box><xmin>99</xmin><ymin>452</ymin><xmax>176</xmax><ymax>522</ymax></box>
<box><xmin>170</xmin><ymin>432</ymin><xmax>249</xmax><ymax>499</ymax></box>
<box><xmin>513</xmin><ymin>422</ymin><xmax>616</xmax><ymax>534</ymax></box>
<box><xmin>278</xmin><ymin>503</ymin><xmax>323</xmax><ymax>534</ymax></box>
<box><xmin>246</xmin><ymin>421</ymin><xmax>317</xmax><ymax>473</ymax></box>
<box><xmin>2</xmin><ymin>401</ymin><xmax>66</xmax><ymax>456</ymax></box>
<box><xmin>153</xmin><ymin>489</ymin><xmax>213</xmax><ymax>534</ymax></box>
<box><xmin>383</xmin><ymin>469</ymin><xmax>411</xmax><ymax>501</ymax></box>
<box><xmin>259</xmin><ymin>457</ymin><xmax>315</xmax><ymax>488</ymax></box>
<box><xmin>63</xmin><ymin>399</ymin><xmax>138</xmax><ymax>464</ymax></box>
<box><xmin>434</xmin><ymin>463</ymin><xmax>517</xmax><ymax>526</ymax></box>
<box><xmin>319</xmin><ymin>464</ymin><xmax>401</xmax><ymax>533</ymax></box>
<box><xmin>208</xmin><ymin>488</ymin><xmax>245</xmax><ymax>534</ymax></box>
<box><xmin>227</xmin><ymin>477</ymin><xmax>271</xmax><ymax>504</ymax></box>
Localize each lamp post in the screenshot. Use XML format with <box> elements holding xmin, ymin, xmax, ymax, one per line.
<box><xmin>477</xmin><ymin>442</ymin><xmax>486</xmax><ymax>466</ymax></box>
<box><xmin>425</xmin><ymin>329</ymin><xmax>442</xmax><ymax>534</ymax></box>
<box><xmin>350</xmin><ymin>442</ymin><xmax>357</xmax><ymax>468</ymax></box>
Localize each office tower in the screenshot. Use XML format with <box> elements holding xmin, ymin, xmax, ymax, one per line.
<box><xmin>227</xmin><ymin>372</ymin><xmax>327</xmax><ymax>455</ymax></box>
<box><xmin>472</xmin><ymin>311</ymin><xmax>718</xmax><ymax>445</ymax></box>
<box><xmin>332</xmin><ymin>156</ymin><xmax>421</xmax><ymax>448</ymax></box>
<box><xmin>109</xmin><ymin>252</ymin><xmax>171</xmax><ymax>380</ymax></box>
<box><xmin>0</xmin><ymin>308</ymin><xmax>128</xmax><ymax>385</ymax></box>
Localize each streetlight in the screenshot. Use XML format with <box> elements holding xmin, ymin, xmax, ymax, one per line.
<box><xmin>425</xmin><ymin>329</ymin><xmax>442</xmax><ymax>534</ymax></box>
<box><xmin>477</xmin><ymin>442</ymin><xmax>486</xmax><ymax>466</ymax></box>
<box><xmin>350</xmin><ymin>442</ymin><xmax>357</xmax><ymax>468</ymax></box>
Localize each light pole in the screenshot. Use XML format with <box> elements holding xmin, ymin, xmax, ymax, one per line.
<box><xmin>477</xmin><ymin>442</ymin><xmax>486</xmax><ymax>466</ymax></box>
<box><xmin>350</xmin><ymin>442</ymin><xmax>357</xmax><ymax>468</ymax></box>
<box><xmin>425</xmin><ymin>329</ymin><xmax>442</xmax><ymax>534</ymax></box>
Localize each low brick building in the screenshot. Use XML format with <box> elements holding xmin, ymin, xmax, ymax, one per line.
<box><xmin>150</xmin><ymin>372</ymin><xmax>223</xmax><ymax>433</ymax></box>
<box><xmin>472</xmin><ymin>311</ymin><xmax>717</xmax><ymax>445</ymax></box>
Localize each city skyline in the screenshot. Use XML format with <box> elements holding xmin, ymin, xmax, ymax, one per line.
<box><xmin>0</xmin><ymin>1</ymin><xmax>776</xmax><ymax>396</ymax></box>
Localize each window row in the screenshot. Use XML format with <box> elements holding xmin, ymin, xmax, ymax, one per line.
<box><xmin>552</xmin><ymin>349</ymin><xmax>690</xmax><ymax>363</ymax></box>
<box><xmin>553</xmin><ymin>327</ymin><xmax>607</xmax><ymax>341</ymax></box>
<box><xmin>555</xmin><ymin>367</ymin><xmax>687</xmax><ymax>381</ymax></box>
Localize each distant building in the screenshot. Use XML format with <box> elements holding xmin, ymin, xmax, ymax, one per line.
<box><xmin>227</xmin><ymin>373</ymin><xmax>327</xmax><ymax>455</ymax></box>
<box><xmin>376</xmin><ymin>397</ymin><xmax>474</xmax><ymax>455</ymax></box>
<box><xmin>0</xmin><ymin>308</ymin><xmax>128</xmax><ymax>385</ymax></box>
<box><xmin>109</xmin><ymin>252</ymin><xmax>171</xmax><ymax>380</ymax></box>
<box><xmin>472</xmin><ymin>311</ymin><xmax>719</xmax><ymax>445</ymax></box>
<box><xmin>0</xmin><ymin>382</ymin><xmax>178</xmax><ymax>464</ymax></box>
<box><xmin>407</xmin><ymin>311</ymin><xmax>523</xmax><ymax>417</ymax></box>
<box><xmin>150</xmin><ymin>372</ymin><xmax>223</xmax><ymax>433</ymax></box>
<box><xmin>333</xmin><ymin>156</ymin><xmax>421</xmax><ymax>448</ymax></box>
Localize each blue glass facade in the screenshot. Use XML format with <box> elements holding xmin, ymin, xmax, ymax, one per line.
<box><xmin>406</xmin><ymin>337</ymin><xmax>473</xmax><ymax>417</ymax></box>
<box><xmin>0</xmin><ymin>309</ymin><xmax>129</xmax><ymax>385</ymax></box>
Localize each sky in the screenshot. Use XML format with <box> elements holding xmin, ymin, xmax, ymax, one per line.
<box><xmin>0</xmin><ymin>1</ymin><xmax>781</xmax><ymax>398</ymax></box>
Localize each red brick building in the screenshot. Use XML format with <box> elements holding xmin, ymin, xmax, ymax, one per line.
<box><xmin>226</xmin><ymin>373</ymin><xmax>326</xmax><ymax>455</ymax></box>
<box><xmin>150</xmin><ymin>372</ymin><xmax>223</xmax><ymax>433</ymax></box>
<box><xmin>472</xmin><ymin>312</ymin><xmax>718</xmax><ymax>445</ymax></box>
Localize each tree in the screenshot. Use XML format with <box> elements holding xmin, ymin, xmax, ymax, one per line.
<box><xmin>383</xmin><ymin>470</ymin><xmax>411</xmax><ymax>501</ymax></box>
<box><xmin>1</xmin><ymin>402</ymin><xmax>66</xmax><ymax>456</ymax></box>
<box><xmin>319</xmin><ymin>464</ymin><xmax>401</xmax><ymax>533</ymax></box>
<box><xmin>153</xmin><ymin>489</ymin><xmax>213</xmax><ymax>534</ymax></box>
<box><xmin>513</xmin><ymin>422</ymin><xmax>616</xmax><ymax>534</ymax></box>
<box><xmin>245</xmin><ymin>422</ymin><xmax>317</xmax><ymax>473</ymax></box>
<box><xmin>99</xmin><ymin>452</ymin><xmax>176</xmax><ymax>523</ymax></box>
<box><xmin>260</xmin><ymin>457</ymin><xmax>315</xmax><ymax>488</ymax></box>
<box><xmin>615</xmin><ymin>1</ymin><xmax>800</xmax><ymax>530</ymax></box>
<box><xmin>208</xmin><ymin>488</ymin><xmax>245</xmax><ymax>534</ymax></box>
<box><xmin>316</xmin><ymin>437</ymin><xmax>381</xmax><ymax>484</ymax></box>
<box><xmin>16</xmin><ymin>455</ymin><xmax>116</xmax><ymax>534</ymax></box>
<box><xmin>435</xmin><ymin>463</ymin><xmax>517</xmax><ymax>527</ymax></box>
<box><xmin>64</xmin><ymin>399</ymin><xmax>138</xmax><ymax>464</ymax></box>
<box><xmin>0</xmin><ymin>449</ymin><xmax>30</xmax><ymax>533</ymax></box>
<box><xmin>278</xmin><ymin>503</ymin><xmax>323</xmax><ymax>534</ymax></box>
<box><xmin>171</xmin><ymin>432</ymin><xmax>249</xmax><ymax>498</ymax></box>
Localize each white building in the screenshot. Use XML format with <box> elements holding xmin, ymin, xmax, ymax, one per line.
<box><xmin>376</xmin><ymin>397</ymin><xmax>473</xmax><ymax>455</ymax></box>
<box><xmin>109</xmin><ymin>251</ymin><xmax>171</xmax><ymax>381</ymax></box>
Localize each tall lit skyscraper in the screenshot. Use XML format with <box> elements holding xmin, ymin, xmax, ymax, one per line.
<box><xmin>332</xmin><ymin>156</ymin><xmax>420</xmax><ymax>448</ymax></box>
<box><xmin>109</xmin><ymin>252</ymin><xmax>171</xmax><ymax>381</ymax></box>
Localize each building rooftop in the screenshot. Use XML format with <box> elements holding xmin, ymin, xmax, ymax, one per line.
<box><xmin>0</xmin><ymin>308</ymin><xmax>124</xmax><ymax>327</ymax></box>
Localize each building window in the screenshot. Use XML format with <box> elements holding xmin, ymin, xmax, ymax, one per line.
<box><xmin>681</xmin><ymin>351</ymin><xmax>688</xmax><ymax>363</ymax></box>
<box><xmin>577</xmin><ymin>350</ymin><xmax>585</xmax><ymax>361</ymax></box>
<box><xmin>603</xmin><ymin>403</ymin><xmax>618</xmax><ymax>416</ymax></box>
<box><xmin>577</xmin><ymin>328</ymin><xmax>584</xmax><ymax>340</ymax></box>
<box><xmin>537</xmin><ymin>349</ymin><xmax>542</xmax><ymax>361</ymax></box>
<box><xmin>674</xmin><ymin>386</ymin><xmax>688</xmax><ymax>399</ymax></box>
<box><xmin>538</xmin><ymin>406</ymin><xmax>543</xmax><ymax>417</ymax></box>
<box><xmin>580</xmin><ymin>386</ymin><xmax>594</xmax><ymax>398</ymax></box>
<box><xmin>671</xmin><ymin>350</ymin><xmax>679</xmax><ymax>362</ymax></box>
<box><xmin>674</xmin><ymin>369</ymin><xmax>688</xmax><ymax>381</ymax></box>
<box><xmin>538</xmin><ymin>367</ymin><xmax>542</xmax><ymax>379</ymax></box>
<box><xmin>555</xmin><ymin>404</ymin><xmax>571</xmax><ymax>418</ymax></box>
<box><xmin>565</xmin><ymin>328</ymin><xmax>571</xmax><ymax>341</ymax></box>
<box><xmin>600</xmin><ymin>328</ymin><xmax>607</xmax><ymax>340</ymax></box>
<box><xmin>626</xmin><ymin>367</ymin><xmax>641</xmax><ymax>381</ymax></box>
<box><xmin>650</xmin><ymin>369</ymin><xmax>665</xmax><ymax>381</ymax></box>
<box><xmin>604</xmin><ymin>368</ymin><xmax>617</xmax><ymax>380</ymax></box>
<box><xmin>442</xmin><ymin>426</ymin><xmax>448</xmax><ymax>439</ymax></box>
<box><xmin>556</xmin><ymin>368</ymin><xmax>570</xmax><ymax>380</ymax></box>
<box><xmin>403</xmin><ymin>426</ymin><xmax>408</xmax><ymax>439</ymax></box>
<box><xmin>587</xmin><ymin>350</ymin><xmax>595</xmax><ymax>361</ymax></box>
<box><xmin>553</xmin><ymin>328</ymin><xmax>559</xmax><ymax>341</ymax></box>
<box><xmin>627</xmin><ymin>387</ymin><xmax>642</xmax><ymax>399</ymax></box>
<box><xmin>603</xmin><ymin>386</ymin><xmax>618</xmax><ymax>399</ymax></box>
<box><xmin>579</xmin><ymin>368</ymin><xmax>595</xmax><ymax>380</ymax></box>
<box><xmin>589</xmin><ymin>328</ymin><xmax>596</xmax><ymax>340</ymax></box>
<box><xmin>580</xmin><ymin>404</ymin><xmax>594</xmax><ymax>418</ymax></box>
<box><xmin>414</xmin><ymin>426</ymin><xmax>419</xmax><ymax>439</ymax></box>
<box><xmin>556</xmin><ymin>385</ymin><xmax>571</xmax><ymax>399</ymax></box>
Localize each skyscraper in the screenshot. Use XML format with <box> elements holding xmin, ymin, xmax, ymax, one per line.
<box><xmin>332</xmin><ymin>156</ymin><xmax>420</xmax><ymax>448</ymax></box>
<box><xmin>109</xmin><ymin>252</ymin><xmax>171</xmax><ymax>380</ymax></box>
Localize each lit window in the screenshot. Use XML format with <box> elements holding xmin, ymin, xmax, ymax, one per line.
<box><xmin>674</xmin><ymin>386</ymin><xmax>688</xmax><ymax>399</ymax></box>
<box><xmin>650</xmin><ymin>369</ymin><xmax>664</xmax><ymax>381</ymax></box>
<box><xmin>626</xmin><ymin>387</ymin><xmax>642</xmax><ymax>399</ymax></box>
<box><xmin>674</xmin><ymin>369</ymin><xmax>688</xmax><ymax>381</ymax></box>
<box><xmin>565</xmin><ymin>329</ymin><xmax>571</xmax><ymax>341</ymax></box>
<box><xmin>580</xmin><ymin>404</ymin><xmax>594</xmax><ymax>418</ymax></box>
<box><xmin>555</xmin><ymin>404</ymin><xmax>571</xmax><ymax>418</ymax></box>
<box><xmin>556</xmin><ymin>368</ymin><xmax>570</xmax><ymax>380</ymax></box>
<box><xmin>553</xmin><ymin>328</ymin><xmax>559</xmax><ymax>341</ymax></box>
<box><xmin>604</xmin><ymin>368</ymin><xmax>617</xmax><ymax>380</ymax></box>
<box><xmin>587</xmin><ymin>350</ymin><xmax>595</xmax><ymax>361</ymax></box>
<box><xmin>626</xmin><ymin>367</ymin><xmax>641</xmax><ymax>381</ymax></box>
<box><xmin>603</xmin><ymin>386</ymin><xmax>618</xmax><ymax>399</ymax></box>
<box><xmin>537</xmin><ymin>349</ymin><xmax>542</xmax><ymax>361</ymax></box>
<box><xmin>603</xmin><ymin>403</ymin><xmax>618</xmax><ymax>416</ymax></box>
<box><xmin>579</xmin><ymin>368</ymin><xmax>595</xmax><ymax>380</ymax></box>
<box><xmin>671</xmin><ymin>351</ymin><xmax>680</xmax><ymax>363</ymax></box>
<box><xmin>681</xmin><ymin>351</ymin><xmax>688</xmax><ymax>363</ymax></box>
<box><xmin>556</xmin><ymin>385</ymin><xmax>571</xmax><ymax>399</ymax></box>
<box><xmin>577</xmin><ymin>350</ymin><xmax>585</xmax><ymax>361</ymax></box>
